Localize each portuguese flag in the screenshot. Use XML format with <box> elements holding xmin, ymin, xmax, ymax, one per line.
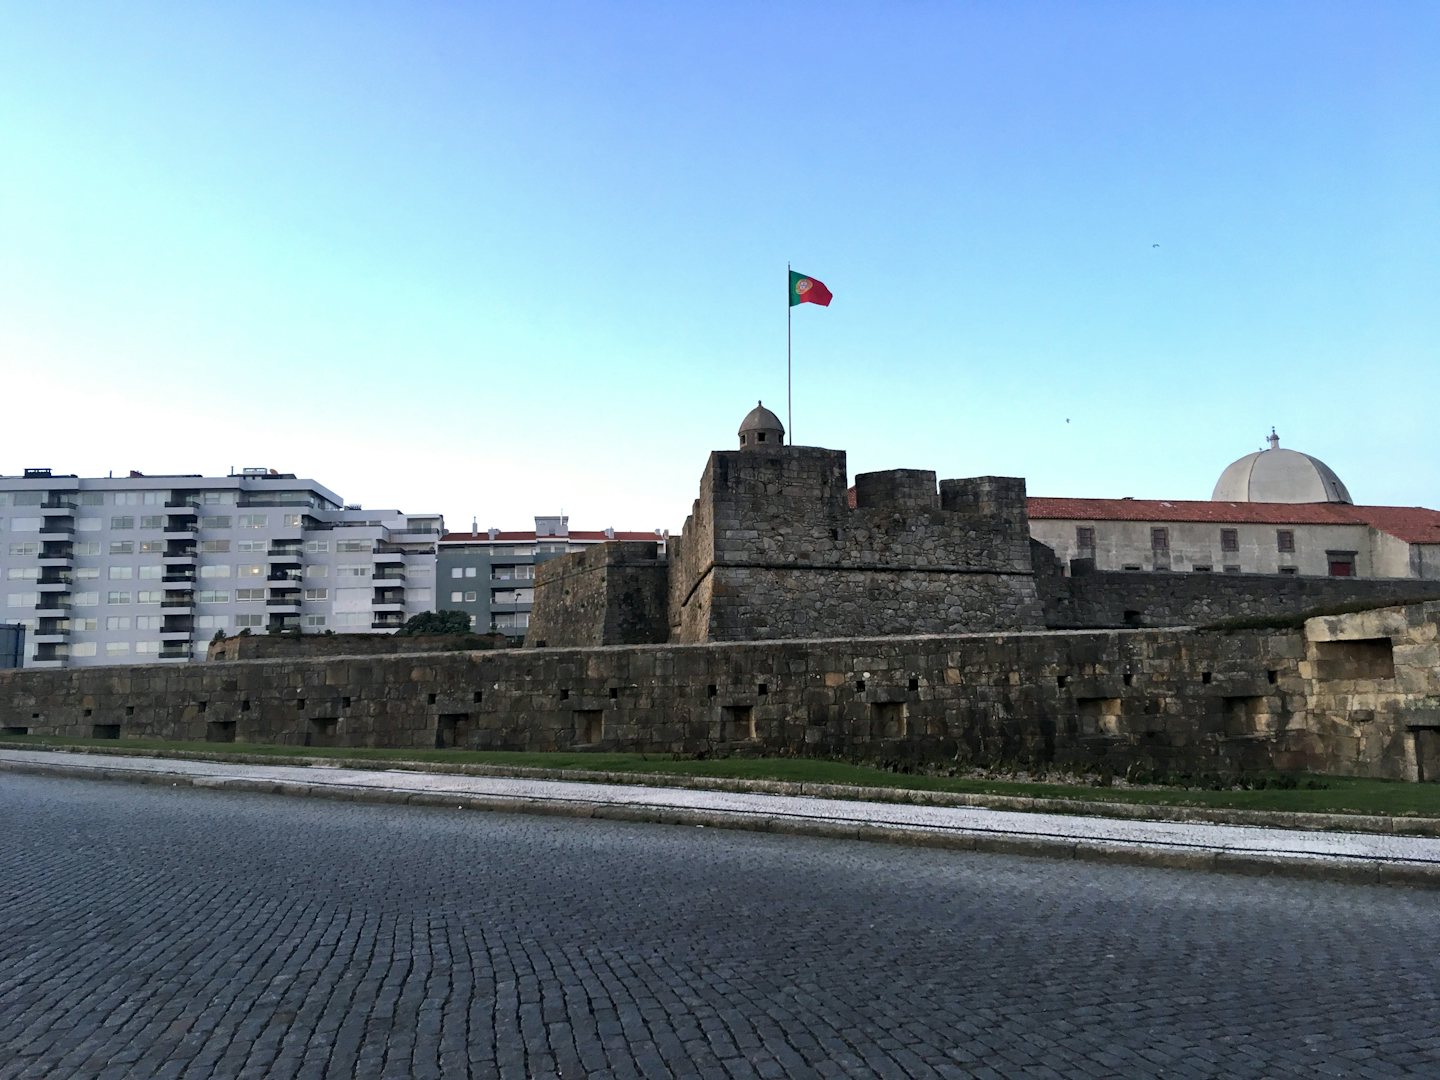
<box><xmin>789</xmin><ymin>270</ymin><xmax>833</xmax><ymax>307</ymax></box>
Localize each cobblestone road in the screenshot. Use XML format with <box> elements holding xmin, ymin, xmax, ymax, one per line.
<box><xmin>3</xmin><ymin>775</ymin><xmax>1439</xmax><ymax>1079</ymax></box>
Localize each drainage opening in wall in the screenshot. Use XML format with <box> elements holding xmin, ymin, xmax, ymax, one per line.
<box><xmin>435</xmin><ymin>713</ymin><xmax>471</xmax><ymax>749</ymax></box>
<box><xmin>872</xmin><ymin>701</ymin><xmax>907</xmax><ymax>739</ymax></box>
<box><xmin>721</xmin><ymin>705</ymin><xmax>755</xmax><ymax>742</ymax></box>
<box><xmin>207</xmin><ymin>720</ymin><xmax>237</xmax><ymax>743</ymax></box>
<box><xmin>1</xmin><ymin>726</ymin><xmax>29</xmax><ymax>737</ymax></box>
<box><xmin>305</xmin><ymin>717</ymin><xmax>338</xmax><ymax>747</ymax></box>
<box><xmin>574</xmin><ymin>710</ymin><xmax>604</xmax><ymax>745</ymax></box>
<box><xmin>92</xmin><ymin>724</ymin><xmax>121</xmax><ymax>740</ymax></box>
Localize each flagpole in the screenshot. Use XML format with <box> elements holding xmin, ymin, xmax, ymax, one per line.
<box><xmin>787</xmin><ymin>262</ymin><xmax>792</xmax><ymax>444</ymax></box>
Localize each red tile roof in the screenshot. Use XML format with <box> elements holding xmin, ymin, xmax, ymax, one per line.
<box><xmin>439</xmin><ymin>531</ymin><xmax>662</xmax><ymax>544</ymax></box>
<box><xmin>1027</xmin><ymin>498</ymin><xmax>1440</xmax><ymax>545</ymax></box>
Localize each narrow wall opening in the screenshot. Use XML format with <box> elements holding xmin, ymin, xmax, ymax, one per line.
<box><xmin>1076</xmin><ymin>697</ymin><xmax>1122</xmax><ymax>736</ymax></box>
<box><xmin>92</xmin><ymin>724</ymin><xmax>121</xmax><ymax>740</ymax></box>
<box><xmin>206</xmin><ymin>720</ymin><xmax>237</xmax><ymax>743</ymax></box>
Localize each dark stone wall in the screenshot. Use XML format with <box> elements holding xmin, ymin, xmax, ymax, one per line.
<box><xmin>206</xmin><ymin>633</ymin><xmax>509</xmax><ymax>662</ymax></box>
<box><xmin>526</xmin><ymin>542</ymin><xmax>668</xmax><ymax>648</ymax></box>
<box><xmin>1041</xmin><ymin>560</ymin><xmax>1440</xmax><ymax>629</ymax></box>
<box><xmin>1</xmin><ymin>624</ymin><xmax>1348</xmax><ymax>777</ymax></box>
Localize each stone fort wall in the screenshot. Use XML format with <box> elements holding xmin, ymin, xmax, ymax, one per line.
<box><xmin>8</xmin><ymin>602</ymin><xmax>1440</xmax><ymax>780</ymax></box>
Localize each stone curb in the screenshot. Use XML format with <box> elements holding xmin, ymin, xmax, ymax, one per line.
<box><xmin>4</xmin><ymin>740</ymin><xmax>1439</xmax><ymax>838</ymax></box>
<box><xmin>4</xmin><ymin>756</ymin><xmax>1437</xmax><ymax>891</ymax></box>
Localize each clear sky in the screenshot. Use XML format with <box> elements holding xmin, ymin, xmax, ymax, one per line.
<box><xmin>3</xmin><ymin>3</ymin><xmax>1436</xmax><ymax>533</ymax></box>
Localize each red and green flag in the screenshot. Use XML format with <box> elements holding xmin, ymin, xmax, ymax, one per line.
<box><xmin>789</xmin><ymin>270</ymin><xmax>832</xmax><ymax>307</ymax></box>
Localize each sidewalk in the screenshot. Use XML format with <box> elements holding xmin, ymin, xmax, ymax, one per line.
<box><xmin>5</xmin><ymin>747</ymin><xmax>1440</xmax><ymax>888</ymax></box>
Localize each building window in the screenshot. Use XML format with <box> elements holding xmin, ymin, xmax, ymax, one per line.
<box><xmin>109</xmin><ymin>541</ymin><xmax>135</xmax><ymax>555</ymax></box>
<box><xmin>236</xmin><ymin>540</ymin><xmax>266</xmax><ymax>552</ymax></box>
<box><xmin>105</xmin><ymin>616</ymin><xmax>132</xmax><ymax>630</ymax></box>
<box><xmin>304</xmin><ymin>588</ymin><xmax>328</xmax><ymax>601</ymax></box>
<box><xmin>1278</xmin><ymin>566</ymin><xmax>1299</xmax><ymax>575</ymax></box>
<box><xmin>10</xmin><ymin>518</ymin><xmax>41</xmax><ymax>532</ymax></box>
<box><xmin>337</xmin><ymin>540</ymin><xmax>369</xmax><ymax>553</ymax></box>
<box><xmin>201</xmin><ymin>540</ymin><xmax>231</xmax><ymax>553</ymax></box>
<box><xmin>112</xmin><ymin>493</ymin><xmax>139</xmax><ymax>506</ymax></box>
<box><xmin>105</xmin><ymin>642</ymin><xmax>130</xmax><ymax>655</ymax></box>
<box><xmin>108</xmin><ymin>566</ymin><xmax>134</xmax><ymax>580</ymax></box>
<box><xmin>1277</xmin><ymin>530</ymin><xmax>1295</xmax><ymax>553</ymax></box>
<box><xmin>303</xmin><ymin>615</ymin><xmax>327</xmax><ymax>628</ymax></box>
<box><xmin>138</xmin><ymin>565</ymin><xmax>162</xmax><ymax>579</ymax></box>
<box><xmin>1150</xmin><ymin>528</ymin><xmax>1169</xmax><ymax>553</ymax></box>
<box><xmin>140</xmin><ymin>515</ymin><xmax>163</xmax><ymax>530</ymax></box>
<box><xmin>106</xmin><ymin>591</ymin><xmax>131</xmax><ymax>605</ymax></box>
<box><xmin>451</xmin><ymin>567</ymin><xmax>464</xmax><ymax>579</ymax></box>
<box><xmin>78</xmin><ymin>493</ymin><xmax>104</xmax><ymax>506</ymax></box>
<box><xmin>71</xmin><ymin>642</ymin><xmax>97</xmax><ymax>657</ymax></box>
<box><xmin>136</xmin><ymin>590</ymin><xmax>162</xmax><ymax>604</ymax></box>
<box><xmin>74</xmin><ymin>542</ymin><xmax>100</xmax><ymax>556</ymax></box>
<box><xmin>1075</xmin><ymin>526</ymin><xmax>1095</xmax><ymax>550</ymax></box>
<box><xmin>238</xmin><ymin>514</ymin><xmax>267</xmax><ymax>529</ymax></box>
<box><xmin>1220</xmin><ymin>528</ymin><xmax>1238</xmax><ymax>552</ymax></box>
<box><xmin>465</xmin><ymin>591</ymin><xmax>477</xmax><ymax>602</ymax></box>
<box><xmin>201</xmin><ymin>515</ymin><xmax>232</xmax><ymax>529</ymax></box>
<box><xmin>73</xmin><ymin>592</ymin><xmax>99</xmax><ymax>607</ymax></box>
<box><xmin>7</xmin><ymin>542</ymin><xmax>39</xmax><ymax>556</ymax></box>
<box><xmin>1327</xmin><ymin>552</ymin><xmax>1356</xmax><ymax>578</ymax></box>
<box><xmin>450</xmin><ymin>591</ymin><xmax>464</xmax><ymax>603</ymax></box>
<box><xmin>305</xmin><ymin>540</ymin><xmax>329</xmax><ymax>553</ymax></box>
<box><xmin>235</xmin><ymin>613</ymin><xmax>264</xmax><ymax>628</ymax></box>
<box><xmin>76</xmin><ymin>568</ymin><xmax>100</xmax><ymax>580</ymax></box>
<box><xmin>6</xmin><ymin>568</ymin><xmax>38</xmax><ymax>580</ymax></box>
<box><xmin>236</xmin><ymin>564</ymin><xmax>263</xmax><ymax>578</ymax></box>
<box><xmin>196</xmin><ymin>615</ymin><xmax>229</xmax><ymax>629</ymax></box>
<box><xmin>110</xmin><ymin>516</ymin><xmax>134</xmax><ymax>530</ymax></box>
<box><xmin>139</xmin><ymin>541</ymin><xmax>162</xmax><ymax>554</ymax></box>
<box><xmin>284</xmin><ymin>514</ymin><xmax>304</xmax><ymax>528</ymax></box>
<box><xmin>135</xmin><ymin>641</ymin><xmax>160</xmax><ymax>654</ymax></box>
<box><xmin>1192</xmin><ymin>565</ymin><xmax>1212</xmax><ymax>573</ymax></box>
<box><xmin>235</xmin><ymin>589</ymin><xmax>265</xmax><ymax>602</ymax></box>
<box><xmin>201</xmin><ymin>565</ymin><xmax>234</xmax><ymax>578</ymax></box>
<box><xmin>136</xmin><ymin>616</ymin><xmax>162</xmax><ymax>630</ymax></box>
<box><xmin>197</xmin><ymin>590</ymin><xmax>231</xmax><ymax>604</ymax></box>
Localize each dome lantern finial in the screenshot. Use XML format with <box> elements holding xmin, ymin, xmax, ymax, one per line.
<box><xmin>1268</xmin><ymin>427</ymin><xmax>1280</xmax><ymax>451</ymax></box>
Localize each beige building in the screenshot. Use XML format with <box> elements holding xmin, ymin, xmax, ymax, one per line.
<box><xmin>1029</xmin><ymin>433</ymin><xmax>1440</xmax><ymax>580</ymax></box>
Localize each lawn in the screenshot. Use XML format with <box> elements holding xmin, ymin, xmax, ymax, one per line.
<box><xmin>5</xmin><ymin>734</ymin><xmax>1440</xmax><ymax>818</ymax></box>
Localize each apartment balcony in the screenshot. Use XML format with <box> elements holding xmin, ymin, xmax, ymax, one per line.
<box><xmin>39</xmin><ymin>519</ymin><xmax>75</xmax><ymax>536</ymax></box>
<box><xmin>268</xmin><ymin>617</ymin><xmax>300</xmax><ymax>634</ymax></box>
<box><xmin>29</xmin><ymin>658</ymin><xmax>67</xmax><ymax>670</ymax></box>
<box><xmin>372</xmin><ymin>588</ymin><xmax>406</xmax><ymax>608</ymax></box>
<box><xmin>162</xmin><ymin>547</ymin><xmax>198</xmax><ymax>564</ymax></box>
<box><xmin>39</xmin><ymin>542</ymin><xmax>74</xmax><ymax>566</ymax></box>
<box><xmin>34</xmin><ymin>600</ymin><xmax>72</xmax><ymax>617</ymax></box>
<box><xmin>373</xmin><ymin>552</ymin><xmax>406</xmax><ymax>567</ymax></box>
<box><xmin>372</xmin><ymin>568</ymin><xmax>406</xmax><ymax>582</ymax></box>
<box><xmin>266</xmin><ymin>597</ymin><xmax>301</xmax><ymax>614</ymax></box>
<box><xmin>266</xmin><ymin>548</ymin><xmax>304</xmax><ymax>567</ymax></box>
<box><xmin>163</xmin><ymin>522</ymin><xmax>199</xmax><ymax>539</ymax></box>
<box><xmin>40</xmin><ymin>499</ymin><xmax>77</xmax><ymax>515</ymax></box>
<box><xmin>159</xmin><ymin>626</ymin><xmax>193</xmax><ymax>642</ymax></box>
<box><xmin>36</xmin><ymin>577</ymin><xmax>72</xmax><ymax>592</ymax></box>
<box><xmin>164</xmin><ymin>501</ymin><xmax>199</xmax><ymax>515</ymax></box>
<box><xmin>33</xmin><ymin>629</ymin><xmax>70</xmax><ymax>645</ymax></box>
<box><xmin>161</xmin><ymin>594</ymin><xmax>194</xmax><ymax>611</ymax></box>
<box><xmin>371</xmin><ymin>615</ymin><xmax>405</xmax><ymax>630</ymax></box>
<box><xmin>158</xmin><ymin>646</ymin><xmax>192</xmax><ymax>661</ymax></box>
<box><xmin>162</xmin><ymin>571</ymin><xmax>196</xmax><ymax>586</ymax></box>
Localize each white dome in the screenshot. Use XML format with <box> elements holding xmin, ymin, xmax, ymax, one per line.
<box><xmin>1212</xmin><ymin>433</ymin><xmax>1352</xmax><ymax>504</ymax></box>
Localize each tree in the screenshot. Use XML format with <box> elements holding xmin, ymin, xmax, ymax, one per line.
<box><xmin>396</xmin><ymin>610</ymin><xmax>473</xmax><ymax>636</ymax></box>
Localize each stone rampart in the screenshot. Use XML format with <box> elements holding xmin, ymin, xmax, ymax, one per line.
<box><xmin>1042</xmin><ymin>560</ymin><xmax>1440</xmax><ymax>628</ymax></box>
<box><xmin>0</xmin><ymin>625</ymin><xmax>1328</xmax><ymax>776</ymax></box>
<box><xmin>527</xmin><ymin>542</ymin><xmax>668</xmax><ymax>648</ymax></box>
<box><xmin>206</xmin><ymin>632</ymin><xmax>510</xmax><ymax>662</ymax></box>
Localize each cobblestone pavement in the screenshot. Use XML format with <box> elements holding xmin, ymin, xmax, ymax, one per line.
<box><xmin>4</xmin><ymin>775</ymin><xmax>1439</xmax><ymax>1079</ymax></box>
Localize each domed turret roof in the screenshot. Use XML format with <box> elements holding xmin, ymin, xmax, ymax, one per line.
<box><xmin>1212</xmin><ymin>430</ymin><xmax>1352</xmax><ymax>504</ymax></box>
<box><xmin>738</xmin><ymin>401</ymin><xmax>784</xmax><ymax>450</ymax></box>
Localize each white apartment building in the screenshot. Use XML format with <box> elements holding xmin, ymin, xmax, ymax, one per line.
<box><xmin>0</xmin><ymin>467</ymin><xmax>442</xmax><ymax>669</ymax></box>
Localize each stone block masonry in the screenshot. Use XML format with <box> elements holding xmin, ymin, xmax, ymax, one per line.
<box><xmin>0</xmin><ymin>621</ymin><xmax>1401</xmax><ymax>779</ymax></box>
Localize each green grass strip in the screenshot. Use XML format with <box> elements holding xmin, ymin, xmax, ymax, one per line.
<box><xmin>5</xmin><ymin>735</ymin><xmax>1440</xmax><ymax>818</ymax></box>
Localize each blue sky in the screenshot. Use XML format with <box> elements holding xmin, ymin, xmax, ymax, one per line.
<box><xmin>3</xmin><ymin>3</ymin><xmax>1436</xmax><ymax>532</ymax></box>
